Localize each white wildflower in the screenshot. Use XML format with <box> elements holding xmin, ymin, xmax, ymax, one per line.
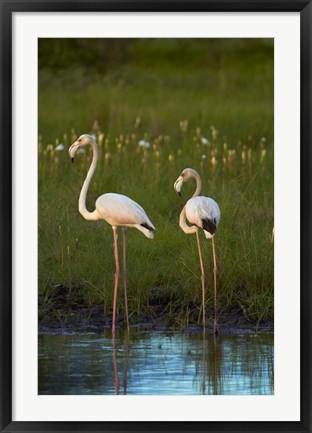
<box><xmin>138</xmin><ymin>140</ymin><xmax>151</xmax><ymax>149</ymax></box>
<box><xmin>55</xmin><ymin>144</ymin><xmax>64</xmax><ymax>151</ymax></box>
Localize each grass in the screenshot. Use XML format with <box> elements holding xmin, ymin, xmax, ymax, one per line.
<box><xmin>38</xmin><ymin>38</ymin><xmax>274</xmax><ymax>327</ymax></box>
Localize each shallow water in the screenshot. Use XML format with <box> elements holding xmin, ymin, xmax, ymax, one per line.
<box><xmin>38</xmin><ymin>330</ymin><xmax>274</xmax><ymax>395</ymax></box>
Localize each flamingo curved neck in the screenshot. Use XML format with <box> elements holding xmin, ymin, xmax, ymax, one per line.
<box><xmin>179</xmin><ymin>206</ymin><xmax>198</xmax><ymax>234</ymax></box>
<box><xmin>178</xmin><ymin>172</ymin><xmax>202</xmax><ymax>234</ymax></box>
<box><xmin>79</xmin><ymin>141</ymin><xmax>99</xmax><ymax>221</ymax></box>
<box><xmin>192</xmin><ymin>173</ymin><xmax>202</xmax><ymax>197</ymax></box>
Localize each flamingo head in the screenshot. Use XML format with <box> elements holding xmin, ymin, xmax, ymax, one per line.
<box><xmin>174</xmin><ymin>168</ymin><xmax>199</xmax><ymax>196</ymax></box>
<box><xmin>69</xmin><ymin>134</ymin><xmax>96</xmax><ymax>162</ymax></box>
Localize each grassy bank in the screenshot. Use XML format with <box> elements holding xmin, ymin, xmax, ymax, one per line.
<box><xmin>38</xmin><ymin>39</ymin><xmax>274</xmax><ymax>328</ymax></box>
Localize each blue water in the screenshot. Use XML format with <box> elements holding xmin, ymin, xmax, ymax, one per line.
<box><xmin>38</xmin><ymin>330</ymin><xmax>274</xmax><ymax>395</ymax></box>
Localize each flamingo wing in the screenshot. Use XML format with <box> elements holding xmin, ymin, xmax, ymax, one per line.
<box><xmin>201</xmin><ymin>217</ymin><xmax>217</xmax><ymax>235</ymax></box>
<box><xmin>185</xmin><ymin>196</ymin><xmax>220</xmax><ymax>236</ymax></box>
<box><xmin>95</xmin><ymin>193</ymin><xmax>155</xmax><ymax>229</ymax></box>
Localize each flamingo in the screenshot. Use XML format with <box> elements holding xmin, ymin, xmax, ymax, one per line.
<box><xmin>174</xmin><ymin>168</ymin><xmax>220</xmax><ymax>334</ymax></box>
<box><xmin>69</xmin><ymin>134</ymin><xmax>155</xmax><ymax>335</ymax></box>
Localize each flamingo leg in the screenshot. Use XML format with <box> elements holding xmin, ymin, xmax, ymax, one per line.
<box><xmin>196</xmin><ymin>230</ymin><xmax>206</xmax><ymax>327</ymax></box>
<box><xmin>212</xmin><ymin>237</ymin><xmax>218</xmax><ymax>335</ymax></box>
<box><xmin>112</xmin><ymin>227</ymin><xmax>119</xmax><ymax>336</ymax></box>
<box><xmin>122</xmin><ymin>228</ymin><xmax>130</xmax><ymax>333</ymax></box>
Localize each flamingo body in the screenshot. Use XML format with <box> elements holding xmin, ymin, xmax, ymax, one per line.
<box><xmin>95</xmin><ymin>193</ymin><xmax>155</xmax><ymax>238</ymax></box>
<box><xmin>185</xmin><ymin>196</ymin><xmax>220</xmax><ymax>239</ymax></box>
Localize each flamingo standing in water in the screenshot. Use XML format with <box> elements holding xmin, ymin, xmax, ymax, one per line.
<box><xmin>174</xmin><ymin>168</ymin><xmax>220</xmax><ymax>334</ymax></box>
<box><xmin>69</xmin><ymin>134</ymin><xmax>155</xmax><ymax>335</ymax></box>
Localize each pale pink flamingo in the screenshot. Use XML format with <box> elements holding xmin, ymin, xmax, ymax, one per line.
<box><xmin>69</xmin><ymin>134</ymin><xmax>155</xmax><ymax>335</ymax></box>
<box><xmin>174</xmin><ymin>168</ymin><xmax>220</xmax><ymax>334</ymax></box>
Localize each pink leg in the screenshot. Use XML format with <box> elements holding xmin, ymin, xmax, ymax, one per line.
<box><xmin>122</xmin><ymin>228</ymin><xmax>130</xmax><ymax>333</ymax></box>
<box><xmin>196</xmin><ymin>230</ymin><xmax>206</xmax><ymax>328</ymax></box>
<box><xmin>112</xmin><ymin>227</ymin><xmax>119</xmax><ymax>336</ymax></box>
<box><xmin>212</xmin><ymin>237</ymin><xmax>218</xmax><ymax>335</ymax></box>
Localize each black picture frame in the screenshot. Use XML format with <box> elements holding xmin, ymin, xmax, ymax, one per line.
<box><xmin>1</xmin><ymin>1</ymin><xmax>311</xmax><ymax>432</ymax></box>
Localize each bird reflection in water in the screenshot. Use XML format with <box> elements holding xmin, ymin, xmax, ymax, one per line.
<box><xmin>200</xmin><ymin>329</ymin><xmax>221</xmax><ymax>395</ymax></box>
<box><xmin>112</xmin><ymin>335</ymin><xmax>129</xmax><ymax>395</ymax></box>
<box><xmin>201</xmin><ymin>328</ymin><xmax>206</xmax><ymax>394</ymax></box>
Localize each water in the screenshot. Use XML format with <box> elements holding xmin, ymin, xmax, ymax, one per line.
<box><xmin>38</xmin><ymin>330</ymin><xmax>274</xmax><ymax>395</ymax></box>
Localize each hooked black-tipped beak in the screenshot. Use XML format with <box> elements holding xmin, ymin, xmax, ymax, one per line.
<box><xmin>174</xmin><ymin>176</ymin><xmax>183</xmax><ymax>197</ymax></box>
<box><xmin>71</xmin><ymin>158</ymin><xmax>74</xmax><ymax>163</ymax></box>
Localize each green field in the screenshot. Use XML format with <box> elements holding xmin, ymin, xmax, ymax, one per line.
<box><xmin>38</xmin><ymin>39</ymin><xmax>274</xmax><ymax>329</ymax></box>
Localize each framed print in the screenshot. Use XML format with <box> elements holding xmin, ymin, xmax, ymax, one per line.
<box><xmin>1</xmin><ymin>1</ymin><xmax>311</xmax><ymax>432</ymax></box>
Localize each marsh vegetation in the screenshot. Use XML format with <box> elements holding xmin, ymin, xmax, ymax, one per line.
<box><xmin>38</xmin><ymin>39</ymin><xmax>273</xmax><ymax>330</ymax></box>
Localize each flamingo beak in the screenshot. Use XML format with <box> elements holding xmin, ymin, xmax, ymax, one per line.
<box><xmin>69</xmin><ymin>142</ymin><xmax>79</xmax><ymax>162</ymax></box>
<box><xmin>174</xmin><ymin>176</ymin><xmax>183</xmax><ymax>196</ymax></box>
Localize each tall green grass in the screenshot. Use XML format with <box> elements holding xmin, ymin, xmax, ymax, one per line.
<box><xmin>38</xmin><ymin>39</ymin><xmax>274</xmax><ymax>326</ymax></box>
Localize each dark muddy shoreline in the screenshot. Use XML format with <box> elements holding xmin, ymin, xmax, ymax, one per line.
<box><xmin>39</xmin><ymin>285</ymin><xmax>274</xmax><ymax>334</ymax></box>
